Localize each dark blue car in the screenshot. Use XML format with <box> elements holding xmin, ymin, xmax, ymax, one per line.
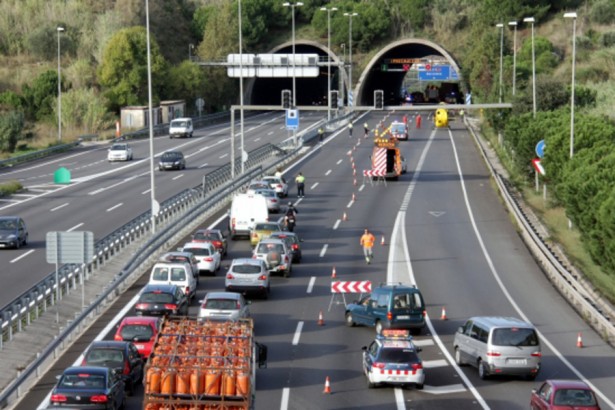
<box><xmin>49</xmin><ymin>366</ymin><xmax>125</xmax><ymax>409</ymax></box>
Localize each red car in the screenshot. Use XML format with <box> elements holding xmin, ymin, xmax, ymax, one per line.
<box><xmin>530</xmin><ymin>379</ymin><xmax>600</xmax><ymax>410</ymax></box>
<box><xmin>113</xmin><ymin>316</ymin><xmax>160</xmax><ymax>360</ymax></box>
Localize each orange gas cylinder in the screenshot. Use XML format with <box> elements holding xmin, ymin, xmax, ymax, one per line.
<box><xmin>236</xmin><ymin>372</ymin><xmax>250</xmax><ymax>397</ymax></box>
<box><xmin>190</xmin><ymin>370</ymin><xmax>204</xmax><ymax>394</ymax></box>
<box><xmin>144</xmin><ymin>403</ymin><xmax>160</xmax><ymax>410</ymax></box>
<box><xmin>204</xmin><ymin>370</ymin><xmax>221</xmax><ymax>395</ymax></box>
<box><xmin>176</xmin><ymin>370</ymin><xmax>191</xmax><ymax>394</ymax></box>
<box><xmin>145</xmin><ymin>368</ymin><xmax>161</xmax><ymax>394</ymax></box>
<box><xmin>223</xmin><ymin>371</ymin><xmax>236</xmax><ymax>396</ymax></box>
<box><xmin>160</xmin><ymin>370</ymin><xmax>176</xmax><ymax>395</ymax></box>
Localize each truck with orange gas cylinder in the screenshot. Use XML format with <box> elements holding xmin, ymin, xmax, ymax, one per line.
<box><xmin>142</xmin><ymin>317</ymin><xmax>266</xmax><ymax>410</ymax></box>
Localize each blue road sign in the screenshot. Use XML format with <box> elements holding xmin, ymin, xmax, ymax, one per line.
<box><xmin>286</xmin><ymin>109</ymin><xmax>299</xmax><ymax>130</ymax></box>
<box><xmin>418</xmin><ymin>65</ymin><xmax>451</xmax><ymax>81</ymax></box>
<box><xmin>535</xmin><ymin>140</ymin><xmax>545</xmax><ymax>158</ymax></box>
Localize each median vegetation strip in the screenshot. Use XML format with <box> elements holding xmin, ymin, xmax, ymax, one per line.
<box><xmin>0</xmin><ymin>180</ymin><xmax>22</xmax><ymax>197</ymax></box>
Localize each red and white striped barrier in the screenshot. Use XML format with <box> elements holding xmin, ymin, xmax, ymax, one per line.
<box><xmin>331</xmin><ymin>281</ymin><xmax>372</xmax><ymax>293</ymax></box>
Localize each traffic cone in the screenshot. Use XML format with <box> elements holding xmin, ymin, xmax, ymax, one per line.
<box><xmin>352</xmin><ymin>193</ymin><xmax>356</xmax><ymax>201</ymax></box>
<box><xmin>323</xmin><ymin>376</ymin><xmax>331</xmax><ymax>394</ymax></box>
<box><xmin>318</xmin><ymin>311</ymin><xmax>325</xmax><ymax>326</ymax></box>
<box><xmin>380</xmin><ymin>235</ymin><xmax>385</xmax><ymax>246</ymax></box>
<box><xmin>342</xmin><ymin>212</ymin><xmax>348</xmax><ymax>221</ymax></box>
<box><xmin>441</xmin><ymin>307</ymin><xmax>448</xmax><ymax>320</ymax></box>
<box><xmin>576</xmin><ymin>332</ymin><xmax>584</xmax><ymax>348</ymax></box>
<box><xmin>331</xmin><ymin>266</ymin><xmax>337</xmax><ymax>278</ymax></box>
<box><xmin>353</xmin><ymin>178</ymin><xmax>357</xmax><ymax>186</ymax></box>
<box><xmin>353</xmin><ymin>169</ymin><xmax>356</xmax><ymax>176</ymax></box>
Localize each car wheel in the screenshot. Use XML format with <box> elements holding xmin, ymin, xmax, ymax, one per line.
<box><xmin>477</xmin><ymin>359</ymin><xmax>488</xmax><ymax>380</ymax></box>
<box><xmin>416</xmin><ymin>383</ymin><xmax>424</xmax><ymax>390</ymax></box>
<box><xmin>366</xmin><ymin>375</ymin><xmax>377</xmax><ymax>389</ymax></box>
<box><xmin>22</xmin><ymin>236</ymin><xmax>27</xmax><ymax>246</ymax></box>
<box><xmin>159</xmin><ymin>166</ymin><xmax>163</xmax><ymax>171</ymax></box>
<box><xmin>345</xmin><ymin>312</ymin><xmax>355</xmax><ymax>327</ymax></box>
<box><xmin>14</xmin><ymin>239</ymin><xmax>20</xmax><ymax>250</ymax></box>
<box><xmin>262</xmin><ymin>288</ymin><xmax>269</xmax><ymax>300</ymax></box>
<box><xmin>375</xmin><ymin>321</ymin><xmax>384</xmax><ymax>335</ymax></box>
<box><xmin>454</xmin><ymin>348</ymin><xmax>465</xmax><ymax>366</ymax></box>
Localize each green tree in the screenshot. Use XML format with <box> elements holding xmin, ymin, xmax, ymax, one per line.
<box><xmin>21</xmin><ymin>71</ymin><xmax>62</xmax><ymax>121</ymax></box>
<box><xmin>98</xmin><ymin>26</ymin><xmax>167</xmax><ymax>112</ymax></box>
<box><xmin>165</xmin><ymin>61</ymin><xmax>208</xmax><ymax>111</ymax></box>
<box><xmin>60</xmin><ymin>88</ymin><xmax>114</xmax><ymax>134</ymax></box>
<box><xmin>0</xmin><ymin>111</ymin><xmax>25</xmax><ymax>153</ymax></box>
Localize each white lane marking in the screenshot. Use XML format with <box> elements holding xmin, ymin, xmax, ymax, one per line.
<box><xmin>254</xmin><ymin>137</ymin><xmax>261</xmax><ymax>142</ymax></box>
<box><xmin>292</xmin><ymin>321</ymin><xmax>303</xmax><ymax>345</ymax></box>
<box><xmin>446</xmin><ymin>128</ymin><xmax>615</xmax><ymax>409</ymax></box>
<box><xmin>88</xmin><ymin>175</ymin><xmax>138</xmax><ymax>195</ymax></box>
<box><xmin>359</xmin><ymin>184</ymin><xmax>365</xmax><ymax>192</ymax></box>
<box><xmin>198</xmin><ymin>145</ymin><xmax>211</xmax><ymax>151</ymax></box>
<box><xmin>333</xmin><ymin>220</ymin><xmax>341</xmax><ymax>230</ymax></box>
<box><xmin>395</xmin><ymin>388</ymin><xmax>405</xmax><ymax>409</ymax></box>
<box><xmin>422</xmin><ymin>384</ymin><xmax>467</xmax><ymax>395</ymax></box>
<box><xmin>67</xmin><ymin>223</ymin><xmax>84</xmax><ymax>232</ymax></box>
<box><xmin>413</xmin><ymin>339</ymin><xmax>435</xmax><ymax>347</ymax></box>
<box><xmin>429</xmin><ymin>211</ymin><xmax>446</xmax><ymax>217</ymax></box>
<box><xmin>106</xmin><ymin>203</ymin><xmax>123</xmax><ymax>212</ymax></box>
<box><xmin>422</xmin><ymin>359</ymin><xmax>449</xmax><ymax>368</ymax></box>
<box><xmin>388</xmin><ymin>128</ymin><xmax>488</xmax><ymax>410</ymax></box>
<box><xmin>10</xmin><ymin>250</ymin><xmax>35</xmax><ymax>263</ymax></box>
<box><xmin>325</xmin><ymin>169</ymin><xmax>332</xmax><ymax>176</ymax></box>
<box><xmin>307</xmin><ymin>277</ymin><xmax>316</xmax><ymax>294</ymax></box>
<box><xmin>50</xmin><ymin>203</ymin><xmax>69</xmax><ymax>212</ymax></box>
<box><xmin>172</xmin><ymin>174</ymin><xmax>184</xmax><ymax>180</ymax></box>
<box><xmin>280</xmin><ymin>387</ymin><xmax>290</xmax><ymax>410</ymax></box>
<box><xmin>12</xmin><ymin>193</ymin><xmax>36</xmax><ymax>197</ymax></box>
<box><xmin>268</xmin><ymin>131</ymin><xmax>274</xmax><ymax>136</ymax></box>
<box><xmin>219</xmin><ymin>153</ymin><xmax>228</xmax><ymax>158</ymax></box>
<box><xmin>346</xmin><ymin>200</ymin><xmax>353</xmax><ymax>208</ymax></box>
<box><xmin>89</xmin><ymin>188</ymin><xmax>104</xmax><ymax>195</ymax></box>
<box><xmin>142</xmin><ymin>189</ymin><xmax>151</xmax><ymax>194</ymax></box>
<box><xmin>319</xmin><ymin>244</ymin><xmax>328</xmax><ymax>257</ymax></box>
<box><xmin>198</xmin><ymin>163</ymin><xmax>209</xmax><ymax>169</ymax></box>
<box><xmin>336</xmin><ymin>159</ymin><xmax>342</xmax><ymax>165</ymax></box>
<box><xmin>310</xmin><ymin>182</ymin><xmax>319</xmax><ymax>190</ymax></box>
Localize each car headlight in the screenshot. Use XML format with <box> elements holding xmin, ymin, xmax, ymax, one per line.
<box><xmin>7</xmin><ymin>234</ymin><xmax>17</xmax><ymax>239</ymax></box>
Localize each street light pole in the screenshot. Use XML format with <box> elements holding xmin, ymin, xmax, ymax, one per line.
<box><xmin>239</xmin><ymin>0</ymin><xmax>245</xmax><ymax>174</ymax></box>
<box><xmin>145</xmin><ymin>0</ymin><xmax>158</xmax><ymax>233</ymax></box>
<box><xmin>320</xmin><ymin>6</ymin><xmax>337</xmax><ymax>122</ymax></box>
<box><xmin>283</xmin><ymin>2</ymin><xmax>303</xmax><ymax>109</ymax></box>
<box><xmin>523</xmin><ymin>17</ymin><xmax>536</xmax><ymax>117</ymax></box>
<box><xmin>344</xmin><ymin>12</ymin><xmax>358</xmax><ymax>109</ymax></box>
<box><xmin>496</xmin><ymin>23</ymin><xmax>504</xmax><ymax>103</ymax></box>
<box><xmin>509</xmin><ymin>21</ymin><xmax>518</xmax><ymax>96</ymax></box>
<box><xmin>57</xmin><ymin>26</ymin><xmax>64</xmax><ymax>142</ymax></box>
<box><xmin>564</xmin><ymin>12</ymin><xmax>577</xmax><ymax>159</ymax></box>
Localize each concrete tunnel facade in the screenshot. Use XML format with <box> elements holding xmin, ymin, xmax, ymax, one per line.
<box><xmin>245</xmin><ymin>38</ymin><xmax>465</xmax><ymax>107</ymax></box>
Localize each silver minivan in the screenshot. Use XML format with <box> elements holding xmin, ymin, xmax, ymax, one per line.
<box><xmin>453</xmin><ymin>316</ymin><xmax>541</xmax><ymax>380</ymax></box>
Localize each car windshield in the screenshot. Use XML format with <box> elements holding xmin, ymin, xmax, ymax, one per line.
<box><xmin>491</xmin><ymin>328</ymin><xmax>539</xmax><ymax>347</ymax></box>
<box><xmin>120</xmin><ymin>324</ymin><xmax>153</xmax><ymax>341</ymax></box>
<box><xmin>553</xmin><ymin>388</ymin><xmax>597</xmax><ymax>406</ymax></box>
<box><xmin>170</xmin><ymin>268</ymin><xmax>186</xmax><ymax>281</ymax></box>
<box><xmin>184</xmin><ymin>247</ymin><xmax>211</xmax><ymax>256</ymax></box>
<box><xmin>255</xmin><ymin>223</ymin><xmax>279</xmax><ymax>231</ymax></box>
<box><xmin>376</xmin><ymin>348</ymin><xmax>419</xmax><ymax>364</ymax></box>
<box><xmin>255</xmin><ymin>190</ymin><xmax>275</xmax><ymax>198</ymax></box>
<box><xmin>205</xmin><ymin>299</ymin><xmax>239</xmax><ymax>310</ymax></box>
<box><xmin>171</xmin><ymin>120</ymin><xmax>188</xmax><ymax>127</ymax></box>
<box><xmin>59</xmin><ymin>374</ymin><xmax>106</xmax><ymax>389</ymax></box>
<box><xmin>0</xmin><ymin>220</ymin><xmax>17</xmax><ymax>230</ymax></box>
<box><xmin>152</xmin><ymin>267</ymin><xmax>169</xmax><ymax>281</ymax></box>
<box><xmin>232</xmin><ymin>264</ymin><xmax>262</xmax><ymax>274</ymax></box>
<box><xmin>140</xmin><ymin>292</ymin><xmax>174</xmax><ymax>303</ymax></box>
<box><xmin>257</xmin><ymin>243</ymin><xmax>283</xmax><ymax>254</ymax></box>
<box><xmin>166</xmin><ymin>255</ymin><xmax>188</xmax><ymax>264</ymax></box>
<box><xmin>85</xmin><ymin>348</ymin><xmax>124</xmax><ymax>365</ymax></box>
<box><xmin>162</xmin><ymin>153</ymin><xmax>181</xmax><ymax>160</ymax></box>
<box><xmin>110</xmin><ymin>144</ymin><xmax>127</xmax><ymax>151</ymax></box>
<box><xmin>391</xmin><ymin>123</ymin><xmax>405</xmax><ymax>133</ymax></box>
<box><xmin>193</xmin><ymin>232</ymin><xmax>219</xmax><ymax>241</ymax></box>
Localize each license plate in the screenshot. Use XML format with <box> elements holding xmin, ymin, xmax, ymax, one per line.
<box><xmin>397</xmin><ymin>315</ymin><xmax>410</xmax><ymax>319</ymax></box>
<box><xmin>135</xmin><ymin>344</ymin><xmax>144</xmax><ymax>349</ymax></box>
<box><xmin>508</xmin><ymin>359</ymin><xmax>527</xmax><ymax>365</ymax></box>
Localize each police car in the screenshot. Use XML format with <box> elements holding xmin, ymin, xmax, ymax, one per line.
<box><xmin>362</xmin><ymin>329</ymin><xmax>424</xmax><ymax>389</ymax></box>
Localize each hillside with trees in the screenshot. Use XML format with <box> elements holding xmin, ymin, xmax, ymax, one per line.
<box><xmin>2</xmin><ymin>0</ymin><xmax>615</xmax><ymax>301</ymax></box>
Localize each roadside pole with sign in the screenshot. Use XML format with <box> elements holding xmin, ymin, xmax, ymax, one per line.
<box><xmin>533</xmin><ymin>139</ymin><xmax>546</xmax><ymax>200</ymax></box>
<box><xmin>286</xmin><ymin>109</ymin><xmax>299</xmax><ymax>146</ymax></box>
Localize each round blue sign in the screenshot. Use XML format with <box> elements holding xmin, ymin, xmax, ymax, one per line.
<box><xmin>535</xmin><ymin>140</ymin><xmax>545</xmax><ymax>158</ymax></box>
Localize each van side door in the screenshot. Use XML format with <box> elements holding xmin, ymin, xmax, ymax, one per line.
<box><xmin>466</xmin><ymin>323</ymin><xmax>488</xmax><ymax>366</ymax></box>
<box><xmin>371</xmin><ymin>292</ymin><xmax>390</xmax><ymax>326</ymax></box>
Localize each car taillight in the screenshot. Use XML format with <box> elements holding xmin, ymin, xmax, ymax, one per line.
<box><xmin>204</xmin><ymin>257</ymin><xmax>213</xmax><ymax>262</ymax></box>
<box><xmin>81</xmin><ymin>358</ymin><xmax>87</xmax><ymax>366</ymax></box>
<box><xmin>213</xmin><ymin>241</ymin><xmax>222</xmax><ymax>247</ymax></box>
<box><xmin>135</xmin><ymin>303</ymin><xmax>148</xmax><ymax>310</ymax></box>
<box><xmin>90</xmin><ymin>394</ymin><xmax>109</xmax><ymax>403</ymax></box>
<box><xmin>50</xmin><ymin>394</ymin><xmax>67</xmax><ymax>403</ymax></box>
<box><xmin>531</xmin><ymin>352</ymin><xmax>542</xmax><ymax>357</ymax></box>
<box><xmin>422</xmin><ymin>310</ymin><xmax>426</xmax><ymax>316</ymax></box>
<box><xmin>123</xmin><ymin>361</ymin><xmax>131</xmax><ymax>375</ymax></box>
<box><xmin>251</xmin><ymin>232</ymin><xmax>257</xmax><ymax>238</ymax></box>
<box><xmin>387</xmin><ymin>311</ymin><xmax>393</xmax><ymax>320</ymax></box>
<box><xmin>231</xmin><ymin>218</ymin><xmax>236</xmax><ymax>228</ymax></box>
<box><xmin>372</xmin><ymin>362</ymin><xmax>386</xmax><ymax>369</ymax></box>
<box><xmin>486</xmin><ymin>351</ymin><xmax>501</xmax><ymax>357</ymax></box>
<box><xmin>272</xmin><ymin>199</ymin><xmax>278</xmax><ymax>203</ymax></box>
<box><xmin>251</xmin><ymin>254</ymin><xmax>256</xmax><ymax>259</ymax></box>
<box><xmin>236</xmin><ymin>303</ymin><xmax>241</xmax><ymax>309</ymax></box>
<box><xmin>227</xmin><ymin>273</ymin><xmax>235</xmax><ymax>279</ymax></box>
<box><xmin>164</xmin><ymin>304</ymin><xmax>177</xmax><ymax>311</ymax></box>
<box><xmin>185</xmin><ymin>287</ymin><xmax>190</xmax><ymax>295</ymax></box>
<box><xmin>114</xmin><ymin>334</ymin><xmax>122</xmax><ymax>341</ymax></box>
<box><xmin>292</xmin><ymin>244</ymin><xmax>299</xmax><ymax>250</ymax></box>
<box><xmin>276</xmin><ymin>184</ymin><xmax>282</xmax><ymax>188</ymax></box>
<box><xmin>258</xmin><ymin>274</ymin><xmax>267</xmax><ymax>280</ymax></box>
<box><xmin>411</xmin><ymin>363</ymin><xmax>422</xmax><ymax>374</ymax></box>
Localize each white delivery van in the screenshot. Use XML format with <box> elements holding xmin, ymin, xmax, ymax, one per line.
<box><xmin>169</xmin><ymin>117</ymin><xmax>193</xmax><ymax>138</ymax></box>
<box><xmin>148</xmin><ymin>262</ymin><xmax>197</xmax><ymax>300</ymax></box>
<box><xmin>229</xmin><ymin>193</ymin><xmax>269</xmax><ymax>240</ymax></box>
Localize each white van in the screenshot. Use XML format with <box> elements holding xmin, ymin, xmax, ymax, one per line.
<box><xmin>229</xmin><ymin>193</ymin><xmax>269</xmax><ymax>240</ymax></box>
<box><xmin>148</xmin><ymin>262</ymin><xmax>197</xmax><ymax>300</ymax></box>
<box><xmin>169</xmin><ymin>117</ymin><xmax>193</xmax><ymax>138</ymax></box>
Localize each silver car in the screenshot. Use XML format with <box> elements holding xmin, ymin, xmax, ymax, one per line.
<box><xmin>107</xmin><ymin>143</ymin><xmax>133</xmax><ymax>161</ymax></box>
<box><xmin>181</xmin><ymin>242</ymin><xmax>221</xmax><ymax>276</ymax></box>
<box><xmin>262</xmin><ymin>176</ymin><xmax>289</xmax><ymax>197</ymax></box>
<box><xmin>252</xmin><ymin>238</ymin><xmax>293</xmax><ymax>277</ymax></box>
<box><xmin>198</xmin><ymin>291</ymin><xmax>251</xmax><ymax>320</ymax></box>
<box><xmin>225</xmin><ymin>258</ymin><xmax>270</xmax><ymax>299</ymax></box>
<box><xmin>249</xmin><ymin>188</ymin><xmax>280</xmax><ymax>213</ymax></box>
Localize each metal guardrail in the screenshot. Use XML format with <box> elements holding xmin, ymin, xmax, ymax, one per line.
<box><xmin>0</xmin><ymin>142</ymin><xmax>81</xmax><ymax>169</ymax></box>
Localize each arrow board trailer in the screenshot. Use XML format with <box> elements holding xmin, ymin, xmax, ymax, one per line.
<box><xmin>370</xmin><ymin>137</ymin><xmax>403</xmax><ymax>179</ymax></box>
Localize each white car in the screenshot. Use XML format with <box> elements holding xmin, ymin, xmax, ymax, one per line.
<box><xmin>262</xmin><ymin>176</ymin><xmax>289</xmax><ymax>197</ymax></box>
<box><xmin>181</xmin><ymin>242</ymin><xmax>221</xmax><ymax>276</ymax></box>
<box><xmin>107</xmin><ymin>143</ymin><xmax>133</xmax><ymax>161</ymax></box>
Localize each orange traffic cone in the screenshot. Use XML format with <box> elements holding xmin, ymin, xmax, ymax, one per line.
<box><xmin>353</xmin><ymin>169</ymin><xmax>356</xmax><ymax>176</ymax></box>
<box><xmin>380</xmin><ymin>235</ymin><xmax>385</xmax><ymax>246</ymax></box>
<box><xmin>342</xmin><ymin>212</ymin><xmax>348</xmax><ymax>221</ymax></box>
<box><xmin>576</xmin><ymin>332</ymin><xmax>583</xmax><ymax>348</ymax></box>
<box><xmin>352</xmin><ymin>193</ymin><xmax>356</xmax><ymax>201</ymax></box>
<box><xmin>323</xmin><ymin>376</ymin><xmax>331</xmax><ymax>394</ymax></box>
<box><xmin>353</xmin><ymin>179</ymin><xmax>357</xmax><ymax>186</ymax></box>
<box><xmin>441</xmin><ymin>307</ymin><xmax>448</xmax><ymax>320</ymax></box>
<box><xmin>318</xmin><ymin>311</ymin><xmax>325</xmax><ymax>326</ymax></box>
<box><xmin>331</xmin><ymin>266</ymin><xmax>337</xmax><ymax>278</ymax></box>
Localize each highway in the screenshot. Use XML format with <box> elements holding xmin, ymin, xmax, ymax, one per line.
<box><xmin>5</xmin><ymin>110</ymin><xmax>615</xmax><ymax>410</ymax></box>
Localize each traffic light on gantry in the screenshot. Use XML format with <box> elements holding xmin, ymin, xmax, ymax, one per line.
<box><xmin>282</xmin><ymin>90</ymin><xmax>292</xmax><ymax>109</ymax></box>
<box><xmin>330</xmin><ymin>90</ymin><xmax>338</xmax><ymax>109</ymax></box>
<box><xmin>374</xmin><ymin>90</ymin><xmax>384</xmax><ymax>110</ymax></box>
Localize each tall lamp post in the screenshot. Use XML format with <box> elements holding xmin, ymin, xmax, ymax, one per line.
<box><xmin>320</xmin><ymin>6</ymin><xmax>337</xmax><ymax>121</ymax></box>
<box><xmin>564</xmin><ymin>12</ymin><xmax>577</xmax><ymax>159</ymax></box>
<box><xmin>57</xmin><ymin>26</ymin><xmax>64</xmax><ymax>142</ymax></box>
<box><xmin>239</xmin><ymin>0</ymin><xmax>245</xmax><ymax>174</ymax></box>
<box><xmin>523</xmin><ymin>17</ymin><xmax>536</xmax><ymax>117</ymax></box>
<box><xmin>145</xmin><ymin>0</ymin><xmax>158</xmax><ymax>233</ymax></box>
<box><xmin>508</xmin><ymin>21</ymin><xmax>518</xmax><ymax>96</ymax></box>
<box><xmin>283</xmin><ymin>2</ymin><xmax>303</xmax><ymax>108</ymax></box>
<box><xmin>344</xmin><ymin>12</ymin><xmax>358</xmax><ymax>109</ymax></box>
<box><xmin>496</xmin><ymin>23</ymin><xmax>504</xmax><ymax>103</ymax></box>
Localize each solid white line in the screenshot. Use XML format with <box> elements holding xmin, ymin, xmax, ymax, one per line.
<box><xmin>336</xmin><ymin>159</ymin><xmax>342</xmax><ymax>165</ymax></box>
<box><xmin>333</xmin><ymin>220</ymin><xmax>341</xmax><ymax>230</ymax></box>
<box><xmin>50</xmin><ymin>203</ymin><xmax>69</xmax><ymax>212</ymax></box>
<box><xmin>413</xmin><ymin>339</ymin><xmax>435</xmax><ymax>347</ymax></box>
<box><xmin>319</xmin><ymin>244</ymin><xmax>328</xmax><ymax>257</ymax></box>
<box><xmin>359</xmin><ymin>184</ymin><xmax>365</xmax><ymax>191</ymax></box>
<box><xmin>310</xmin><ymin>182</ymin><xmax>319</xmax><ymax>190</ymax></box>
<box><xmin>67</xmin><ymin>223</ymin><xmax>84</xmax><ymax>232</ymax></box>
<box><xmin>106</xmin><ymin>203</ymin><xmax>122</xmax><ymax>212</ymax></box>
<box><xmin>280</xmin><ymin>387</ymin><xmax>290</xmax><ymax>410</ymax></box>
<box><xmin>395</xmin><ymin>388</ymin><xmax>405</xmax><ymax>410</ymax></box>
<box><xmin>198</xmin><ymin>163</ymin><xmax>209</xmax><ymax>169</ymax></box>
<box><xmin>172</xmin><ymin>174</ymin><xmax>184</xmax><ymax>180</ymax></box>
<box><xmin>422</xmin><ymin>384</ymin><xmax>467</xmax><ymax>395</ymax></box>
<box><xmin>307</xmin><ymin>277</ymin><xmax>316</xmax><ymax>293</ymax></box>
<box><xmin>292</xmin><ymin>321</ymin><xmax>303</xmax><ymax>345</ymax></box>
<box><xmin>219</xmin><ymin>153</ymin><xmax>228</xmax><ymax>158</ymax></box>
<box><xmin>346</xmin><ymin>200</ymin><xmax>354</xmax><ymax>208</ymax></box>
<box><xmin>447</xmin><ymin>128</ymin><xmax>615</xmax><ymax>409</ymax></box>
<box><xmin>10</xmin><ymin>250</ymin><xmax>34</xmax><ymax>263</ymax></box>
<box><xmin>254</xmin><ymin>137</ymin><xmax>261</xmax><ymax>142</ymax></box>
<box><xmin>89</xmin><ymin>188</ymin><xmax>104</xmax><ymax>195</ymax></box>
<box><xmin>422</xmin><ymin>359</ymin><xmax>449</xmax><ymax>368</ymax></box>
<box><xmin>142</xmin><ymin>189</ymin><xmax>151</xmax><ymax>194</ymax></box>
<box><xmin>325</xmin><ymin>169</ymin><xmax>332</xmax><ymax>176</ymax></box>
